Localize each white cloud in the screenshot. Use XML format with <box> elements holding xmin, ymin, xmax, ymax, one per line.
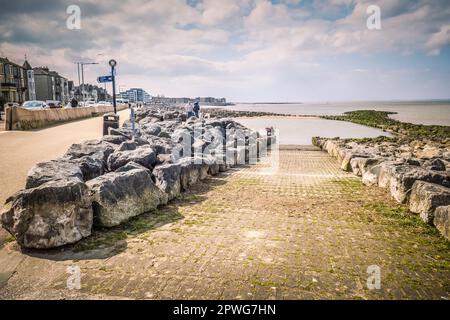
<box><xmin>1</xmin><ymin>0</ymin><xmax>449</xmax><ymax>101</ymax></box>
<box><xmin>427</xmin><ymin>24</ymin><xmax>450</xmax><ymax>55</ymax></box>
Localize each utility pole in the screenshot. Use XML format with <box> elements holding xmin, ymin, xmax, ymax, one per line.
<box><xmin>75</xmin><ymin>61</ymin><xmax>98</xmax><ymax>105</ymax></box>
<box><xmin>75</xmin><ymin>63</ymin><xmax>81</xmax><ymax>100</ymax></box>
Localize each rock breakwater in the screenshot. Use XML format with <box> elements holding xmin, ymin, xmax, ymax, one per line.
<box><xmin>1</xmin><ymin>106</ymin><xmax>275</xmax><ymax>248</ymax></box>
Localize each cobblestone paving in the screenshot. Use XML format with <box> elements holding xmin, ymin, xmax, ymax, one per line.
<box><xmin>0</xmin><ymin>147</ymin><xmax>449</xmax><ymax>299</ymax></box>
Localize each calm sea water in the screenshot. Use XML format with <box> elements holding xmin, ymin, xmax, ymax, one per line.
<box><xmin>234</xmin><ymin>117</ymin><xmax>393</xmax><ymax>145</ymax></box>
<box><xmin>221</xmin><ymin>101</ymin><xmax>450</xmax><ymax>126</ymax></box>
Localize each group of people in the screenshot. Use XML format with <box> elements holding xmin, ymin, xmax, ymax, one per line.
<box><xmin>184</xmin><ymin>101</ymin><xmax>201</xmax><ymax>119</ymax></box>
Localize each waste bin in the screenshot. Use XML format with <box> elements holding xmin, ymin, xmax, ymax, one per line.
<box><xmin>103</xmin><ymin>113</ymin><xmax>119</xmax><ymax>135</ymax></box>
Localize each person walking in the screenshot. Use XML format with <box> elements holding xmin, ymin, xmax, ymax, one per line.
<box><xmin>70</xmin><ymin>97</ymin><xmax>78</xmax><ymax>108</ymax></box>
<box><xmin>185</xmin><ymin>102</ymin><xmax>194</xmax><ymax>119</ymax></box>
<box><xmin>193</xmin><ymin>101</ymin><xmax>200</xmax><ymax>118</ymax></box>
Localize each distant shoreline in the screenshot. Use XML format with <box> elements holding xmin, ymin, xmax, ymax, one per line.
<box><xmin>231</xmin><ymin>99</ymin><xmax>450</xmax><ymax>105</ymax></box>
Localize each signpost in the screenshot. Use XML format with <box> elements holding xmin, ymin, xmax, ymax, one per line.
<box><xmin>97</xmin><ymin>75</ymin><xmax>113</xmax><ymax>83</ymax></box>
<box><xmin>109</xmin><ymin>59</ymin><xmax>117</xmax><ymax>114</ymax></box>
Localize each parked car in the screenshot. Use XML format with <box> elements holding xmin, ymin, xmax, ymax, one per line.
<box><xmin>21</xmin><ymin>101</ymin><xmax>48</xmax><ymax>110</ymax></box>
<box><xmin>45</xmin><ymin>100</ymin><xmax>63</xmax><ymax>109</ymax></box>
<box><xmin>96</xmin><ymin>101</ymin><xmax>112</xmax><ymax>107</ymax></box>
<box><xmin>86</xmin><ymin>101</ymin><xmax>96</xmax><ymax>107</ymax></box>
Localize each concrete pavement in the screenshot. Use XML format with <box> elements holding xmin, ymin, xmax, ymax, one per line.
<box><xmin>0</xmin><ymin>109</ymin><xmax>130</xmax><ymax>206</ymax></box>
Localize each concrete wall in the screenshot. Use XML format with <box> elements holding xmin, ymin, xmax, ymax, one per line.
<box><xmin>5</xmin><ymin>104</ymin><xmax>128</xmax><ymax>131</ymax></box>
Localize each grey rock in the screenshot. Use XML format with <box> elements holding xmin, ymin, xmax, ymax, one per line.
<box><xmin>65</xmin><ymin>139</ymin><xmax>116</xmax><ymax>163</ymax></box>
<box><xmin>153</xmin><ymin>163</ymin><xmax>181</xmax><ymax>202</ymax></box>
<box><xmin>178</xmin><ymin>158</ymin><xmax>199</xmax><ymax>191</ymax></box>
<box><xmin>434</xmin><ymin>206</ymin><xmax>450</xmax><ymax>240</ymax></box>
<box><xmin>117</xmin><ymin>140</ymin><xmax>137</xmax><ymax>151</ymax></box>
<box><xmin>1</xmin><ymin>179</ymin><xmax>93</xmax><ymax>248</ymax></box>
<box><xmin>87</xmin><ymin>169</ymin><xmax>164</xmax><ymax>227</ymax></box>
<box><xmin>158</xmin><ymin>131</ymin><xmax>171</xmax><ymax>138</ymax></box>
<box><xmin>141</xmin><ymin>124</ymin><xmax>161</xmax><ymax>136</ymax></box>
<box><xmin>108</xmin><ymin>127</ymin><xmax>132</xmax><ymax>139</ymax></box>
<box><xmin>406</xmin><ymin>158</ymin><xmax>422</xmax><ymax>166</ymax></box>
<box><xmin>157</xmin><ymin>153</ymin><xmax>174</xmax><ymax>165</ymax></box>
<box><xmin>115</xmin><ymin>161</ymin><xmax>149</xmax><ymax>173</ymax></box>
<box><xmin>72</xmin><ymin>156</ymin><xmax>105</xmax><ymax>181</ymax></box>
<box><xmin>388</xmin><ymin>165</ymin><xmax>450</xmax><ymax>203</ymax></box>
<box><xmin>26</xmin><ymin>160</ymin><xmax>84</xmax><ymax>189</ymax></box>
<box><xmin>341</xmin><ymin>152</ymin><xmax>369</xmax><ymax>172</ymax></box>
<box><xmin>102</xmin><ymin>134</ymin><xmax>129</xmax><ymax>145</ymax></box>
<box><xmin>409</xmin><ymin>181</ymin><xmax>450</xmax><ymax>224</ymax></box>
<box><xmin>107</xmin><ymin>146</ymin><xmax>157</xmax><ymax>171</ymax></box>
<box><xmin>423</xmin><ymin>158</ymin><xmax>446</xmax><ymax>171</ymax></box>
<box><xmin>350</xmin><ymin>157</ymin><xmax>382</xmax><ymax>177</ymax></box>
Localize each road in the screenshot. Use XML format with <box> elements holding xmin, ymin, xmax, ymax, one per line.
<box><xmin>0</xmin><ymin>109</ymin><xmax>130</xmax><ymax>205</ymax></box>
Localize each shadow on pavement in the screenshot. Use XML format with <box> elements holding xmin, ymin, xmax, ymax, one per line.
<box><xmin>17</xmin><ymin>174</ymin><xmax>229</xmax><ymax>262</ymax></box>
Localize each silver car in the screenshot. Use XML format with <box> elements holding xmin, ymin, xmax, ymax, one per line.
<box><xmin>22</xmin><ymin>100</ymin><xmax>48</xmax><ymax>110</ymax></box>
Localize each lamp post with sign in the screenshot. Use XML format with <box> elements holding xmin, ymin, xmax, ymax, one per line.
<box><xmin>109</xmin><ymin>59</ymin><xmax>117</xmax><ymax>114</ymax></box>
<box><xmin>100</xmin><ymin>59</ymin><xmax>119</xmax><ymax>136</ymax></box>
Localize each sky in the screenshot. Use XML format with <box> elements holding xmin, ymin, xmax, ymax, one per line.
<box><xmin>0</xmin><ymin>0</ymin><xmax>449</xmax><ymax>102</ymax></box>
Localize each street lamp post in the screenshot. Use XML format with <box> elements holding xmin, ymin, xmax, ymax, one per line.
<box><xmin>109</xmin><ymin>59</ymin><xmax>117</xmax><ymax>114</ymax></box>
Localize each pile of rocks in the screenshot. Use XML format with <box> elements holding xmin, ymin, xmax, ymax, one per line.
<box><xmin>313</xmin><ymin>137</ymin><xmax>450</xmax><ymax>240</ymax></box>
<box><xmin>204</xmin><ymin>108</ymin><xmax>286</xmax><ymax>118</ymax></box>
<box><xmin>1</xmin><ymin>107</ymin><xmax>274</xmax><ymax>249</ymax></box>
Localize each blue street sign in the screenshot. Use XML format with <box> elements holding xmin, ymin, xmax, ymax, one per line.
<box><xmin>97</xmin><ymin>75</ymin><xmax>113</xmax><ymax>83</ymax></box>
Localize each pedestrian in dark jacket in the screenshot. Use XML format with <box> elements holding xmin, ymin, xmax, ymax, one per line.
<box><xmin>193</xmin><ymin>102</ymin><xmax>200</xmax><ymax>118</ymax></box>
<box><xmin>70</xmin><ymin>98</ymin><xmax>78</xmax><ymax>108</ymax></box>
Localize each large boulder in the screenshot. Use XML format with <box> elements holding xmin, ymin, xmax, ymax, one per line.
<box><xmin>340</xmin><ymin>152</ymin><xmax>369</xmax><ymax>172</ymax></box>
<box><xmin>178</xmin><ymin>158</ymin><xmax>199</xmax><ymax>191</ymax></box>
<box><xmin>350</xmin><ymin>157</ymin><xmax>382</xmax><ymax>177</ymax></box>
<box><xmin>26</xmin><ymin>160</ymin><xmax>84</xmax><ymax>189</ymax></box>
<box><xmin>409</xmin><ymin>181</ymin><xmax>450</xmax><ymax>224</ymax></box>
<box><xmin>141</xmin><ymin>124</ymin><xmax>162</xmax><ymax>136</ymax></box>
<box><xmin>115</xmin><ymin>161</ymin><xmax>149</xmax><ymax>173</ymax></box>
<box><xmin>71</xmin><ymin>156</ymin><xmax>105</xmax><ymax>181</ymax></box>
<box><xmin>361</xmin><ymin>160</ymin><xmax>402</xmax><ymax>187</ymax></box>
<box><xmin>147</xmin><ymin>137</ymin><xmax>175</xmax><ymax>155</ymax></box>
<box><xmin>107</xmin><ymin>146</ymin><xmax>157</xmax><ymax>171</ymax></box>
<box><xmin>65</xmin><ymin>139</ymin><xmax>116</xmax><ymax>163</ymax></box>
<box><xmin>87</xmin><ymin>169</ymin><xmax>165</xmax><ymax>227</ymax></box>
<box><xmin>388</xmin><ymin>165</ymin><xmax>450</xmax><ymax>203</ymax></box>
<box><xmin>194</xmin><ymin>157</ymin><xmax>210</xmax><ymax>180</ymax></box>
<box><xmin>423</xmin><ymin>158</ymin><xmax>446</xmax><ymax>171</ymax></box>
<box><xmin>1</xmin><ymin>179</ymin><xmax>93</xmax><ymax>248</ymax></box>
<box><xmin>152</xmin><ymin>163</ymin><xmax>181</xmax><ymax>202</ymax></box>
<box><xmin>101</xmin><ymin>134</ymin><xmax>129</xmax><ymax>145</ymax></box>
<box><xmin>434</xmin><ymin>206</ymin><xmax>450</xmax><ymax>240</ymax></box>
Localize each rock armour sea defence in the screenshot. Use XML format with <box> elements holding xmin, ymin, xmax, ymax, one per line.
<box><xmin>1</xmin><ymin>106</ymin><xmax>275</xmax><ymax>248</ymax></box>
<box><xmin>313</xmin><ymin>137</ymin><xmax>450</xmax><ymax>240</ymax></box>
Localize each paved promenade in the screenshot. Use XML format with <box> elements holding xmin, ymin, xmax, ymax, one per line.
<box><xmin>0</xmin><ymin>147</ymin><xmax>448</xmax><ymax>299</ymax></box>
<box><xmin>0</xmin><ymin>109</ymin><xmax>130</xmax><ymax>206</ymax></box>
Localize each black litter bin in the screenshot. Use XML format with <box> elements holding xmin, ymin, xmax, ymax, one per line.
<box><xmin>103</xmin><ymin>113</ymin><xmax>119</xmax><ymax>135</ymax></box>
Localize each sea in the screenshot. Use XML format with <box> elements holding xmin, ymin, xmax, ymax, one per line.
<box><xmin>206</xmin><ymin>100</ymin><xmax>450</xmax><ymax>145</ymax></box>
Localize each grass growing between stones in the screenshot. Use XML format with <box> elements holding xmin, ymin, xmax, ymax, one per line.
<box><xmin>363</xmin><ymin>201</ymin><xmax>450</xmax><ymax>272</ymax></box>
<box><xmin>73</xmin><ymin>207</ymin><xmax>184</xmax><ymax>252</ymax></box>
<box><xmin>0</xmin><ymin>234</ymin><xmax>15</xmax><ymax>249</ymax></box>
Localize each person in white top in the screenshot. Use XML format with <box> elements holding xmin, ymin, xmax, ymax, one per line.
<box><xmin>184</xmin><ymin>102</ymin><xmax>194</xmax><ymax>119</ymax></box>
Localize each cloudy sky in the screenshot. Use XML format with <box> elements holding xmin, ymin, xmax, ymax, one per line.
<box><xmin>1</xmin><ymin>0</ymin><xmax>449</xmax><ymax>102</ymax></box>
